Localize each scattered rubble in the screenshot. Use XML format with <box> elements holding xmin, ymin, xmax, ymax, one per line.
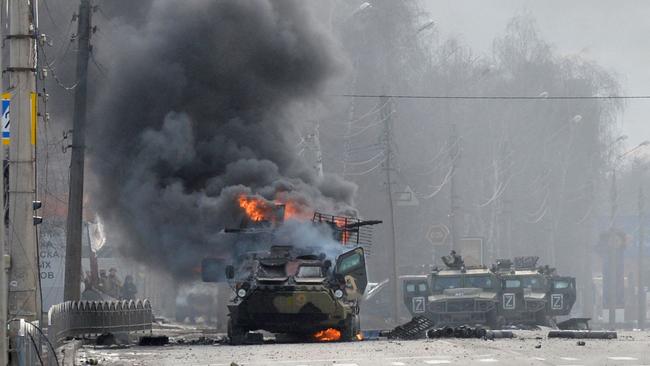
<box><xmin>557</xmin><ymin>318</ymin><xmax>591</xmax><ymax>330</ymax></box>
<box><xmin>388</xmin><ymin>317</ymin><xmax>435</xmax><ymax>340</ymax></box>
<box><xmin>547</xmin><ymin>330</ymin><xmax>617</xmax><ymax>339</ymax></box>
<box><xmin>175</xmin><ymin>336</ymin><xmax>221</xmax><ymax>345</ymax></box>
<box><xmin>96</xmin><ymin>333</ymin><xmax>116</xmax><ymax>346</ymax></box>
<box><xmin>139</xmin><ymin>335</ymin><xmax>170</xmax><ymax>346</ymax></box>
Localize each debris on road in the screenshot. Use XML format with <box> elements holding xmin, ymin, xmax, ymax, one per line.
<box><xmin>547</xmin><ymin>330</ymin><xmax>617</xmax><ymax>339</ymax></box>
<box><xmin>139</xmin><ymin>335</ymin><xmax>170</xmax><ymax>346</ymax></box>
<box><xmin>175</xmin><ymin>336</ymin><xmax>221</xmax><ymax>345</ymax></box>
<box><xmin>484</xmin><ymin>330</ymin><xmax>515</xmax><ymax>340</ymax></box>
<box><xmin>96</xmin><ymin>333</ymin><xmax>116</xmax><ymax>346</ymax></box>
<box><xmin>388</xmin><ymin>317</ymin><xmax>436</xmax><ymax>340</ymax></box>
<box><xmin>557</xmin><ymin>318</ymin><xmax>591</xmax><ymax>330</ymax></box>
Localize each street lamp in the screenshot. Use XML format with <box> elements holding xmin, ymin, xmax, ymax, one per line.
<box><xmin>350</xmin><ymin>2</ymin><xmax>372</xmax><ymax>17</ymax></box>
<box><xmin>637</xmin><ymin>160</ymin><xmax>649</xmax><ymax>330</ymax></box>
<box><xmin>417</xmin><ymin>19</ymin><xmax>435</xmax><ymax>34</ymax></box>
<box><xmin>608</xmin><ymin>140</ymin><xmax>650</xmax><ymax>329</ymax></box>
<box><xmin>620</xmin><ymin>141</ymin><xmax>650</xmax><ymax>159</ymax></box>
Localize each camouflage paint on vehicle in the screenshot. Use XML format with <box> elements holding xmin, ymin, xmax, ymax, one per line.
<box><xmin>226</xmin><ymin>245</ymin><xmax>366</xmax><ymax>343</ymax></box>
<box><xmin>202</xmin><ymin>202</ymin><xmax>380</xmax><ymax>345</ymax></box>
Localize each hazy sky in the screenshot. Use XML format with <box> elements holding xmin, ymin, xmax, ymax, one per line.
<box><xmin>425</xmin><ymin>0</ymin><xmax>650</xmax><ymax>148</ymax></box>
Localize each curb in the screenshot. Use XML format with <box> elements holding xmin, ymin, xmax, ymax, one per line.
<box><xmin>57</xmin><ymin>339</ymin><xmax>83</xmax><ymax>366</ymax></box>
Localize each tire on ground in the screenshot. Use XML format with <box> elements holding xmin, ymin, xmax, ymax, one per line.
<box><xmin>228</xmin><ymin>317</ymin><xmax>246</xmax><ymax>345</ymax></box>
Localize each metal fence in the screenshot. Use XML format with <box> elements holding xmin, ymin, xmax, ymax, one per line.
<box><xmin>47</xmin><ymin>299</ymin><xmax>153</xmax><ymax>347</ymax></box>
<box><xmin>10</xmin><ymin>319</ymin><xmax>59</xmax><ymax>366</ymax></box>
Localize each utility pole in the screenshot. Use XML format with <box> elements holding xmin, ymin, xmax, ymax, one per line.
<box><xmin>608</xmin><ymin>169</ymin><xmax>617</xmax><ymax>328</ymax></box>
<box><xmin>501</xmin><ymin>139</ymin><xmax>512</xmax><ymax>259</ymax></box>
<box><xmin>64</xmin><ymin>0</ymin><xmax>92</xmax><ymax>301</ymax></box>
<box><xmin>638</xmin><ymin>183</ymin><xmax>646</xmax><ymax>329</ymax></box>
<box><xmin>381</xmin><ymin>95</ymin><xmax>399</xmax><ymax>324</ymax></box>
<box><xmin>448</xmin><ymin>122</ymin><xmax>460</xmax><ymax>251</ymax></box>
<box><xmin>6</xmin><ymin>0</ymin><xmax>41</xmax><ymax>322</ymax></box>
<box><xmin>0</xmin><ymin>6</ymin><xmax>7</xmax><ymax>365</ymax></box>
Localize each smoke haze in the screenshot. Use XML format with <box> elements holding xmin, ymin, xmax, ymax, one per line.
<box><xmin>87</xmin><ymin>0</ymin><xmax>356</xmax><ymax>280</ymax></box>
<box><xmin>37</xmin><ymin>0</ymin><xmax>650</xmax><ymax>322</ymax></box>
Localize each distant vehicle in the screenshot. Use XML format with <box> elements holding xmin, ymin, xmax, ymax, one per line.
<box><xmin>403</xmin><ymin>251</ymin><xmax>502</xmax><ymax>328</ymax></box>
<box><xmin>201</xmin><ymin>197</ymin><xmax>380</xmax><ymax>344</ymax></box>
<box><xmin>403</xmin><ymin>253</ymin><xmax>576</xmax><ymax>329</ymax></box>
<box><xmin>495</xmin><ymin>257</ymin><xmax>576</xmax><ymax>327</ymax></box>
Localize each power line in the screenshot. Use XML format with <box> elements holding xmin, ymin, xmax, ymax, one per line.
<box><xmin>333</xmin><ymin>94</ymin><xmax>650</xmax><ymax>100</ymax></box>
<box><xmin>39</xmin><ymin>42</ymin><xmax>79</xmax><ymax>91</ymax></box>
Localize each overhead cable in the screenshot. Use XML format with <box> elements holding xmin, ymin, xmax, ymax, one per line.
<box><xmin>333</xmin><ymin>94</ymin><xmax>650</xmax><ymax>100</ymax></box>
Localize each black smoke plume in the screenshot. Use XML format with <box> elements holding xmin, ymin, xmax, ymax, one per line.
<box><xmin>88</xmin><ymin>0</ymin><xmax>356</xmax><ymax>280</ymax></box>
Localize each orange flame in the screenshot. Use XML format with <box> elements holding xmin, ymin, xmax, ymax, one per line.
<box><xmin>238</xmin><ymin>196</ymin><xmax>269</xmax><ymax>222</ymax></box>
<box><xmin>313</xmin><ymin>328</ymin><xmax>341</xmax><ymax>342</ymax></box>
<box><xmin>282</xmin><ymin>200</ymin><xmax>312</xmax><ymax>221</ymax></box>
<box><xmin>238</xmin><ymin>194</ymin><xmax>315</xmax><ymax>223</ymax></box>
<box><xmin>334</xmin><ymin>218</ymin><xmax>351</xmax><ymax>244</ymax></box>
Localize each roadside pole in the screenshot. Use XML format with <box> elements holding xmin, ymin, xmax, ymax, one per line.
<box><xmin>64</xmin><ymin>0</ymin><xmax>92</xmax><ymax>301</ymax></box>
<box><xmin>7</xmin><ymin>0</ymin><xmax>41</xmax><ymax>323</ymax></box>
<box><xmin>381</xmin><ymin>95</ymin><xmax>400</xmax><ymax>324</ymax></box>
<box><xmin>608</xmin><ymin>170</ymin><xmax>617</xmax><ymax>328</ymax></box>
<box><xmin>638</xmin><ymin>184</ymin><xmax>646</xmax><ymax>329</ymax></box>
<box><xmin>0</xmin><ymin>3</ymin><xmax>6</xmax><ymax>362</ymax></box>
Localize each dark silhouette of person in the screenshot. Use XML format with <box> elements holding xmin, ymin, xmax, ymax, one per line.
<box><xmin>121</xmin><ymin>275</ymin><xmax>138</xmax><ymax>300</ymax></box>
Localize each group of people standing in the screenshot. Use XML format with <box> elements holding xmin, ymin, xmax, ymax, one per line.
<box><xmin>83</xmin><ymin>267</ymin><xmax>138</xmax><ymax>300</ymax></box>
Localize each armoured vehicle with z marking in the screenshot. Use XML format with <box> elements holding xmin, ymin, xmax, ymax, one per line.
<box><xmin>403</xmin><ymin>251</ymin><xmax>502</xmax><ymax>328</ymax></box>
<box><xmin>496</xmin><ymin>257</ymin><xmax>575</xmax><ymax>327</ymax></box>
<box><xmin>403</xmin><ymin>253</ymin><xmax>576</xmax><ymax>329</ymax></box>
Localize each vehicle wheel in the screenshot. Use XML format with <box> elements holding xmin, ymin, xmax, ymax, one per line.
<box><xmin>487</xmin><ymin>310</ymin><xmax>504</xmax><ymax>330</ymax></box>
<box><xmin>534</xmin><ymin>311</ymin><xmax>549</xmax><ymax>327</ymax></box>
<box><xmin>227</xmin><ymin>318</ymin><xmax>246</xmax><ymax>345</ymax></box>
<box><xmin>341</xmin><ymin>314</ymin><xmax>360</xmax><ymax>341</ymax></box>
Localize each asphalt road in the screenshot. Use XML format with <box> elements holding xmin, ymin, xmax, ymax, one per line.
<box><xmin>76</xmin><ymin>331</ymin><xmax>650</xmax><ymax>366</ymax></box>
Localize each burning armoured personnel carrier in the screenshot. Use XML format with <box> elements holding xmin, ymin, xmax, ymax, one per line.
<box><xmin>495</xmin><ymin>257</ymin><xmax>576</xmax><ymax>327</ymax></box>
<box><xmin>202</xmin><ymin>196</ymin><xmax>380</xmax><ymax>344</ymax></box>
<box><xmin>403</xmin><ymin>251</ymin><xmax>502</xmax><ymax>328</ymax></box>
